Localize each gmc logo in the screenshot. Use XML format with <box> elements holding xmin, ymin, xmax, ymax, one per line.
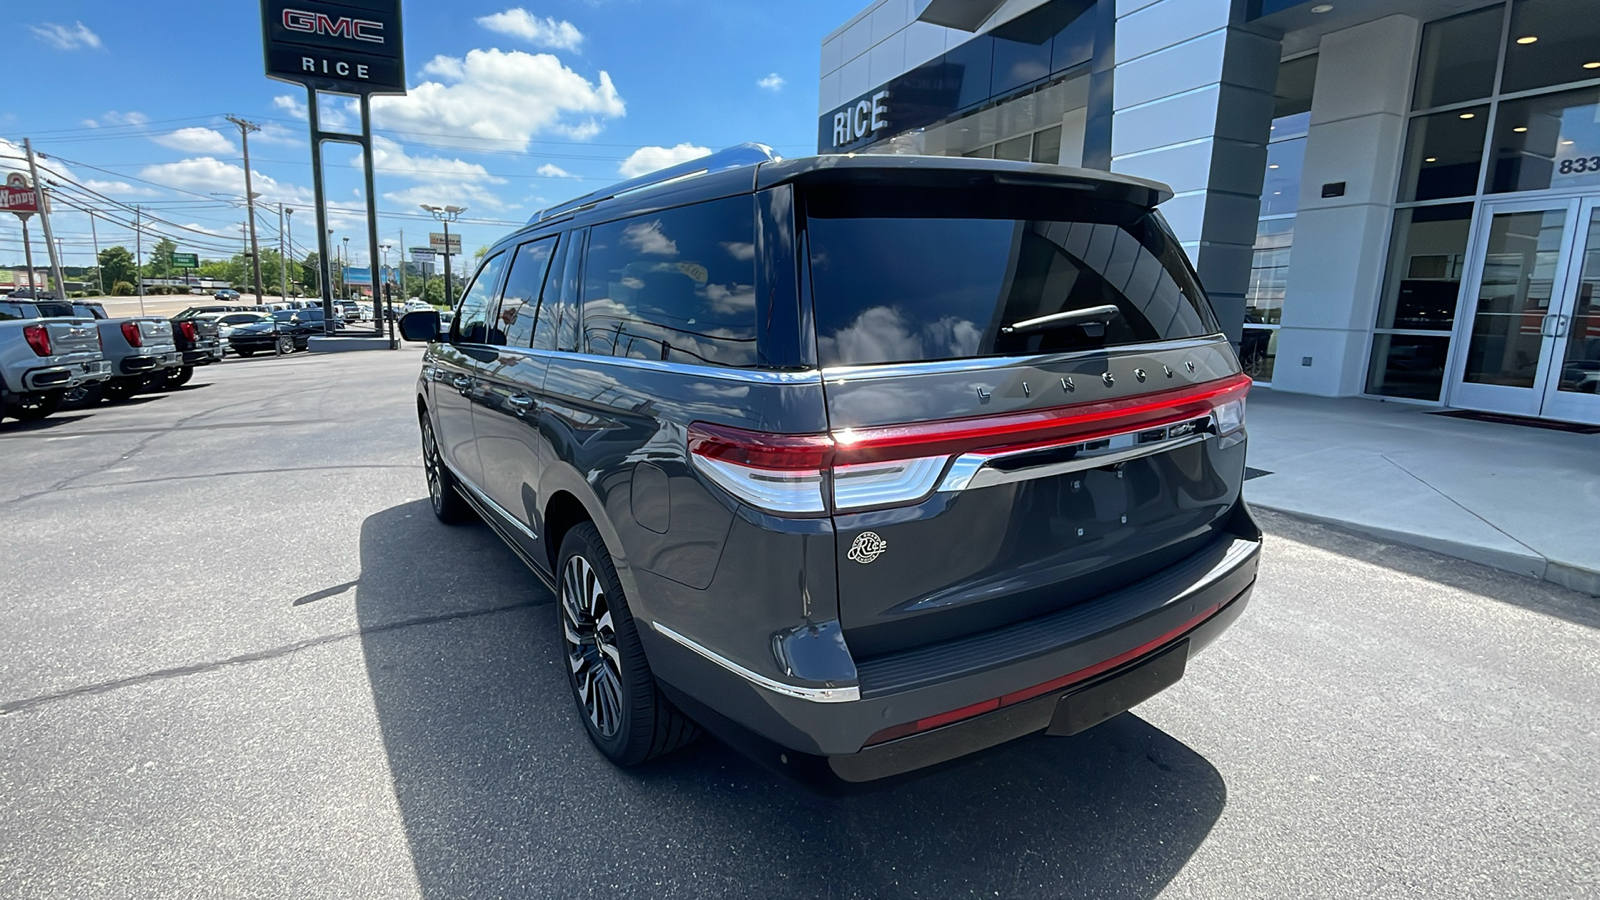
<box><xmin>282</xmin><ymin>9</ymin><xmax>385</xmax><ymax>43</ymax></box>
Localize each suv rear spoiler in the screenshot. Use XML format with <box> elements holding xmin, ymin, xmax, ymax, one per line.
<box><xmin>755</xmin><ymin>155</ymin><xmax>1173</xmax><ymax>209</ymax></box>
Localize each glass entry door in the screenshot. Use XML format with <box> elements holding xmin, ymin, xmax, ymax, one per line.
<box><xmin>1450</xmin><ymin>197</ymin><xmax>1600</xmax><ymax>424</ymax></box>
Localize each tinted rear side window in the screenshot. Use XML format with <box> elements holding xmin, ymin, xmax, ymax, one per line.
<box><xmin>494</xmin><ymin>236</ymin><xmax>558</xmax><ymax>348</ymax></box>
<box><xmin>806</xmin><ymin>187</ymin><xmax>1218</xmax><ymax>367</ymax></box>
<box><xmin>0</xmin><ymin>303</ymin><xmax>31</xmax><ymax>320</ymax></box>
<box><xmin>581</xmin><ymin>197</ymin><xmax>758</xmax><ymax>367</ymax></box>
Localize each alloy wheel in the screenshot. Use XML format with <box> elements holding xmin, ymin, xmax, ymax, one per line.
<box><xmin>421</xmin><ymin>420</ymin><xmax>443</xmax><ymax>510</ymax></box>
<box><xmin>561</xmin><ymin>554</ymin><xmax>624</xmax><ymax>738</ymax></box>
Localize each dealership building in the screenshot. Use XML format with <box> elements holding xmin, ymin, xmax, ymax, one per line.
<box><xmin>818</xmin><ymin>0</ymin><xmax>1600</xmax><ymax>424</ymax></box>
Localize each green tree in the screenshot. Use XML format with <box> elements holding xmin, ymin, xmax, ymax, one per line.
<box><xmin>418</xmin><ymin>277</ymin><xmax>445</xmax><ymax>306</ymax></box>
<box><xmin>146</xmin><ymin>238</ymin><xmax>178</xmax><ymax>279</ymax></box>
<box><xmin>301</xmin><ymin>252</ymin><xmax>321</xmax><ymax>293</ymax></box>
<box><xmin>98</xmin><ymin>246</ymin><xmax>138</xmax><ymax>292</ymax></box>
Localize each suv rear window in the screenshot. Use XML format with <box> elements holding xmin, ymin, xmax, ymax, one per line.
<box><xmin>805</xmin><ymin>187</ymin><xmax>1219</xmax><ymax>367</ymax></box>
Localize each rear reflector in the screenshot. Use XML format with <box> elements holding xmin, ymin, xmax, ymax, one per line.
<box><xmin>120</xmin><ymin>321</ymin><xmax>143</xmax><ymax>348</ymax></box>
<box><xmin>178</xmin><ymin>320</ymin><xmax>198</xmax><ymax>342</ymax></box>
<box><xmin>687</xmin><ymin>373</ymin><xmax>1251</xmax><ymax>516</ymax></box>
<box><xmin>22</xmin><ymin>324</ymin><xmax>51</xmax><ymax>357</ymax></box>
<box><xmin>863</xmin><ymin>598</ymin><xmax>1228</xmax><ymax>747</ymax></box>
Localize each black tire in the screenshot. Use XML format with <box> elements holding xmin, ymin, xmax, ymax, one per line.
<box><xmin>557</xmin><ymin>522</ymin><xmax>699</xmax><ymax>766</ymax></box>
<box><xmin>420</xmin><ymin>414</ymin><xmax>475</xmax><ymax>524</ymax></box>
<box><xmin>10</xmin><ymin>390</ymin><xmax>65</xmax><ymax>421</ymax></box>
<box><xmin>276</xmin><ymin>335</ymin><xmax>294</xmax><ymax>354</ymax></box>
<box><xmin>164</xmin><ymin>366</ymin><xmax>194</xmax><ymax>388</ymax></box>
<box><xmin>102</xmin><ymin>379</ymin><xmax>140</xmax><ymax>403</ymax></box>
<box><xmin>236</xmin><ymin>349</ymin><xmax>255</xmax><ymax>358</ymax></box>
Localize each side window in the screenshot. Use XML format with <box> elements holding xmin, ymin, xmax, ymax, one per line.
<box><xmin>530</xmin><ymin>238</ymin><xmax>569</xmax><ymax>352</ymax></box>
<box><xmin>581</xmin><ymin>197</ymin><xmax>758</xmax><ymax>367</ymax></box>
<box><xmin>0</xmin><ymin>303</ymin><xmax>25</xmax><ymax>321</ymax></box>
<box><xmin>451</xmin><ymin>252</ymin><xmax>507</xmax><ymax>344</ymax></box>
<box><xmin>494</xmin><ymin>236</ymin><xmax>559</xmax><ymax>348</ymax></box>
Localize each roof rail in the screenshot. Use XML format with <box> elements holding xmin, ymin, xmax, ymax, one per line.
<box><xmin>528</xmin><ymin>142</ymin><xmax>781</xmax><ymax>225</ymax></box>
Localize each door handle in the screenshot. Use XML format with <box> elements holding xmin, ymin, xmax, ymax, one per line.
<box><xmin>507</xmin><ymin>394</ymin><xmax>536</xmax><ymax>415</ymax></box>
<box><xmin>452</xmin><ymin>374</ymin><xmax>473</xmax><ymax>392</ymax></box>
<box><xmin>1540</xmin><ymin>315</ymin><xmax>1559</xmax><ymax>337</ymax></box>
<box><xmin>1553</xmin><ymin>314</ymin><xmax>1570</xmax><ymax>337</ymax></box>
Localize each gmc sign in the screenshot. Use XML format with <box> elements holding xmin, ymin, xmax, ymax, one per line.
<box><xmin>261</xmin><ymin>0</ymin><xmax>404</xmax><ymax>95</ymax></box>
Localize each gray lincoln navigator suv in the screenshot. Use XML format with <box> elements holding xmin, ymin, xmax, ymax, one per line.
<box><xmin>400</xmin><ymin>145</ymin><xmax>1261</xmax><ymax>783</ymax></box>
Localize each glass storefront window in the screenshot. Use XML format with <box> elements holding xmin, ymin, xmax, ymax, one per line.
<box><xmin>995</xmin><ymin>134</ymin><xmax>1031</xmax><ymax>161</ymax></box>
<box><xmin>1261</xmin><ymin>138</ymin><xmax>1306</xmax><ymax>216</ymax></box>
<box><xmin>1032</xmin><ymin>125</ymin><xmax>1062</xmax><ymax>164</ymax></box>
<box><xmin>1244</xmin><ymin>218</ymin><xmax>1292</xmax><ymax>383</ymax></box>
<box><xmin>1501</xmin><ymin>0</ymin><xmax>1600</xmax><ymax>95</ymax></box>
<box><xmin>1489</xmin><ymin>85</ymin><xmax>1600</xmax><ymax>193</ymax></box>
<box><xmin>1412</xmin><ymin>5</ymin><xmax>1503</xmax><ymax>110</ymax></box>
<box><xmin>1367</xmin><ymin>333</ymin><xmax>1453</xmax><ymax>400</ymax></box>
<box><xmin>1397</xmin><ymin>106</ymin><xmax>1490</xmax><ymax>201</ymax></box>
<box><xmin>1377</xmin><ymin>203</ymin><xmax>1474</xmax><ymax>330</ymax></box>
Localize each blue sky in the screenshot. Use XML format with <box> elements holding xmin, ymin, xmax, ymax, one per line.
<box><xmin>1</xmin><ymin>0</ymin><xmax>863</xmax><ymax>271</ymax></box>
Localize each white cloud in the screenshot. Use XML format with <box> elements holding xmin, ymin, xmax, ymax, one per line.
<box><xmin>476</xmin><ymin>9</ymin><xmax>584</xmax><ymax>50</ymax></box>
<box><xmin>151</xmin><ymin>127</ymin><xmax>237</xmax><ymax>155</ymax></box>
<box><xmin>136</xmin><ymin>157</ymin><xmax>312</xmax><ymax>208</ymax></box>
<box><xmin>621</xmin><ymin>220</ymin><xmax>677</xmax><ymax>256</ymax></box>
<box><xmin>97</xmin><ymin>111</ymin><xmax>149</xmax><ymax>127</ymax></box>
<box><xmin>80</xmin><ymin>119</ymin><xmax>99</xmax><ymax>129</ymax></box>
<box><xmin>29</xmin><ymin>21</ymin><xmax>101</xmax><ymax>50</ymax></box>
<box><xmin>83</xmin><ymin>179</ymin><xmax>161</xmax><ymax>198</ymax></box>
<box><xmin>536</xmin><ymin>163</ymin><xmax>578</xmax><ymax>178</ymax></box>
<box><xmin>382</xmin><ymin>182</ymin><xmax>515</xmax><ymax>213</ymax></box>
<box><xmin>254</xmin><ymin>122</ymin><xmax>303</xmax><ymax>147</ymax></box>
<box><xmin>364</xmin><ymin>137</ymin><xmax>512</xmax><ymax>211</ymax></box>
<box><xmin>757</xmin><ymin>73</ymin><xmax>785</xmax><ymax>91</ymax></box>
<box><xmin>618</xmin><ymin>143</ymin><xmax>710</xmax><ymax>178</ymax></box>
<box><xmin>371</xmin><ymin>49</ymin><xmax>624</xmax><ymax>151</ymax></box>
<box><xmin>272</xmin><ymin>95</ymin><xmax>308</xmax><ymax>121</ymax></box>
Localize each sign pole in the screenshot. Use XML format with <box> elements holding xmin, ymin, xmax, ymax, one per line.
<box><xmin>23</xmin><ymin>139</ymin><xmax>67</xmax><ymax>300</ymax></box>
<box><xmin>398</xmin><ymin>228</ymin><xmax>407</xmax><ymax>301</ymax></box>
<box><xmin>359</xmin><ymin>93</ymin><xmax>385</xmax><ymax>337</ymax></box>
<box><xmin>19</xmin><ymin>218</ymin><xmax>35</xmax><ymax>292</ymax></box>
<box><xmin>307</xmin><ymin>87</ymin><xmax>335</xmax><ymax>333</ymax></box>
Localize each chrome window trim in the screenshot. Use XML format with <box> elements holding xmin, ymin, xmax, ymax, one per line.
<box><xmin>819</xmin><ymin>335</ymin><xmax>1230</xmax><ymax>383</ymax></box>
<box><xmin>652</xmin><ymin>622</ymin><xmax>861</xmax><ymax>703</ymax></box>
<box><xmin>496</xmin><ymin>346</ymin><xmax>823</xmax><ymax>384</ymax></box>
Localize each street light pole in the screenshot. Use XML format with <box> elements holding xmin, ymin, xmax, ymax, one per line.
<box><xmin>342</xmin><ymin>236</ymin><xmax>350</xmax><ymax>301</ymax></box>
<box><xmin>225</xmin><ymin>116</ymin><xmax>265</xmax><ymax>304</ymax></box>
<box><xmin>421</xmin><ymin>204</ymin><xmax>466</xmax><ymax>307</ymax></box>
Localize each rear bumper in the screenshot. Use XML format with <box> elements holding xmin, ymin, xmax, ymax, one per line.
<box><xmin>120</xmin><ymin>351</ymin><xmax>181</xmax><ymax>375</ymax></box>
<box><xmin>646</xmin><ymin>523</ymin><xmax>1261</xmax><ymax>775</ymax></box>
<box><xmin>21</xmin><ymin>358</ymin><xmax>112</xmax><ymax>391</ymax></box>
<box><xmin>179</xmin><ymin>340</ymin><xmax>222</xmax><ymax>365</ymax></box>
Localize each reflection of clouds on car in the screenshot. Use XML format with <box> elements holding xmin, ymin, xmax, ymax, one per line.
<box><xmin>720</xmin><ymin>241</ymin><xmax>755</xmax><ymax>261</ymax></box>
<box><xmin>700</xmin><ymin>282</ymin><xmax>755</xmax><ymax>315</ymax></box>
<box><xmin>580</xmin><ymin>296</ymin><xmax>755</xmax><ymax>367</ymax></box>
<box><xmin>622</xmin><ymin>219</ymin><xmax>678</xmax><ymax>256</ymax></box>
<box><xmin>818</xmin><ymin>305</ymin><xmax>982</xmax><ymax>367</ymax></box>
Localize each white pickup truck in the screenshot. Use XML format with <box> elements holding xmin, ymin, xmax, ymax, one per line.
<box><xmin>0</xmin><ymin>300</ymin><xmax>111</xmax><ymax>422</ymax></box>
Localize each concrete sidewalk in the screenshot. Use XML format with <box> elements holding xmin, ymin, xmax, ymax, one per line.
<box><xmin>1243</xmin><ymin>389</ymin><xmax>1600</xmax><ymax>596</ymax></box>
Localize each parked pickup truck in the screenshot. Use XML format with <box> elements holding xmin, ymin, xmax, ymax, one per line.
<box><xmin>95</xmin><ymin>317</ymin><xmax>181</xmax><ymax>402</ymax></box>
<box><xmin>166</xmin><ymin>310</ymin><xmax>224</xmax><ymax>387</ymax></box>
<box><xmin>0</xmin><ymin>300</ymin><xmax>111</xmax><ymax>422</ymax></box>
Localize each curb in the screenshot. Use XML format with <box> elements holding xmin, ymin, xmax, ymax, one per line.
<box><xmin>1249</xmin><ymin>501</ymin><xmax>1600</xmax><ymax>598</ymax></box>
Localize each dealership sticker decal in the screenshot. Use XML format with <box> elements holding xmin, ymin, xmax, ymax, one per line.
<box><xmin>848</xmin><ymin>532</ymin><xmax>888</xmax><ymax>564</ymax></box>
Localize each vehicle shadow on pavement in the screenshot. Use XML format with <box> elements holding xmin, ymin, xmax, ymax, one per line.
<box><xmin>356</xmin><ymin>501</ymin><xmax>1227</xmax><ymax>899</ymax></box>
<box><xmin>1256</xmin><ymin>509</ymin><xmax>1600</xmax><ymax>628</ymax></box>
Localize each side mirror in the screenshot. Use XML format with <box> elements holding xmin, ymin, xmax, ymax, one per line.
<box><xmin>399</xmin><ymin>310</ymin><xmax>441</xmax><ymax>343</ymax></box>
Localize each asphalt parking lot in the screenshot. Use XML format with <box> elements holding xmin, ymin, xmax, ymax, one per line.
<box><xmin>2</xmin><ymin>349</ymin><xmax>1597</xmax><ymax>899</ymax></box>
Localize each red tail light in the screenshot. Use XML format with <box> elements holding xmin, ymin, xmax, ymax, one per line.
<box><xmin>22</xmin><ymin>324</ymin><xmax>51</xmax><ymax>357</ymax></box>
<box><xmin>120</xmin><ymin>321</ymin><xmax>143</xmax><ymax>348</ymax></box>
<box><xmin>688</xmin><ymin>373</ymin><xmax>1251</xmax><ymax>516</ymax></box>
<box><xmin>178</xmin><ymin>320</ymin><xmax>198</xmax><ymax>342</ymax></box>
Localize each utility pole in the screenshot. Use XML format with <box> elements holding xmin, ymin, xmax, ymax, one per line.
<box><xmin>23</xmin><ymin>139</ymin><xmax>67</xmax><ymax>300</ymax></box>
<box><xmin>88</xmin><ymin>210</ymin><xmax>104</xmax><ymax>295</ymax></box>
<box><xmin>342</xmin><ymin>236</ymin><xmax>350</xmax><ymax>301</ymax></box>
<box><xmin>277</xmin><ymin>203</ymin><xmax>287</xmax><ymax>300</ymax></box>
<box><xmin>285</xmin><ymin>208</ymin><xmax>295</xmax><ymax>293</ymax></box>
<box><xmin>398</xmin><ymin>227</ymin><xmax>408</xmax><ymax>299</ymax></box>
<box><xmin>225</xmin><ymin>115</ymin><xmax>265</xmax><ymax>303</ymax></box>
<box><xmin>134</xmin><ymin>205</ymin><xmax>146</xmax><ymax>315</ymax></box>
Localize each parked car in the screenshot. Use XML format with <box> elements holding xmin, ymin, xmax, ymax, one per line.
<box><xmin>336</xmin><ymin>300</ymin><xmax>362</xmax><ymax>323</ymax></box>
<box><xmin>0</xmin><ymin>300</ymin><xmax>110</xmax><ymax>421</ymax></box>
<box><xmin>166</xmin><ymin>309</ymin><xmax>226</xmax><ymax>386</ymax></box>
<box><xmin>94</xmin><ymin>316</ymin><xmax>181</xmax><ymax>401</ymax></box>
<box><xmin>400</xmin><ymin>146</ymin><xmax>1262</xmax><ymax>783</ymax></box>
<box><xmin>173</xmin><ymin>304</ymin><xmax>266</xmax><ymax>318</ymax></box>
<box><xmin>4</xmin><ymin>288</ymin><xmax>59</xmax><ymax>301</ymax></box>
<box><xmin>205</xmin><ymin>311</ymin><xmax>269</xmax><ymax>354</ymax></box>
<box><xmin>227</xmin><ymin>307</ymin><xmax>332</xmax><ymax>356</ymax></box>
<box><xmin>213</xmin><ymin>289</ymin><xmax>241</xmax><ymax>302</ymax></box>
